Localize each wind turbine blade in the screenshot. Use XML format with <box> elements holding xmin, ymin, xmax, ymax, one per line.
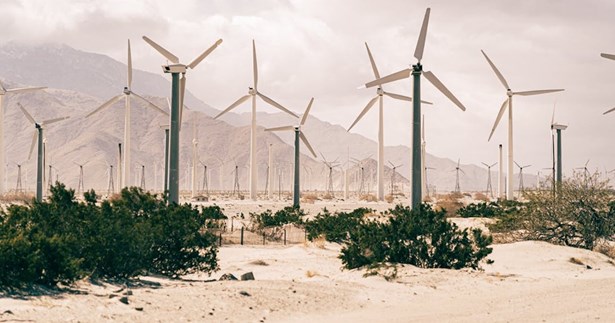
<box><xmin>480</xmin><ymin>50</ymin><xmax>509</xmax><ymax>90</ymax></box>
<box><xmin>481</xmin><ymin>162</ymin><xmax>489</xmax><ymax>167</ymax></box>
<box><xmin>601</xmin><ymin>53</ymin><xmax>615</xmax><ymax>60</ymax></box>
<box><xmin>41</xmin><ymin>116</ymin><xmax>69</xmax><ymax>125</ymax></box>
<box><xmin>257</xmin><ymin>92</ymin><xmax>299</xmax><ymax>117</ymax></box>
<box><xmin>459</xmin><ymin>169</ymin><xmax>466</xmax><ymax>175</ymax></box>
<box><xmin>347</xmin><ymin>96</ymin><xmax>378</xmax><ymax>132</ymax></box>
<box><xmin>214</xmin><ymin>95</ymin><xmax>251</xmax><ymax>119</ymax></box>
<box><xmin>457</xmin><ymin>158</ymin><xmax>460</xmax><ymax>168</ymax></box>
<box><xmin>551</xmin><ymin>102</ymin><xmax>555</xmax><ymax>125</ymax></box>
<box><xmin>188</xmin><ymin>39</ymin><xmax>223</xmax><ymax>69</ymax></box>
<box><xmin>86</xmin><ymin>94</ymin><xmax>123</xmax><ymax>118</ymax></box>
<box><xmin>603</xmin><ymin>107</ymin><xmax>615</xmax><ymax>115</ymax></box>
<box><xmin>299</xmin><ymin>132</ymin><xmax>317</xmax><ymax>158</ymax></box>
<box><xmin>383</xmin><ymin>91</ymin><xmax>412</xmax><ymax>102</ymax></box>
<box><xmin>28</xmin><ymin>131</ymin><xmax>37</xmax><ymax>161</ymax></box>
<box><xmin>127</xmin><ymin>39</ymin><xmax>132</xmax><ymax>88</ymax></box>
<box><xmin>300</xmin><ymin>97</ymin><xmax>314</xmax><ymax>125</ymax></box>
<box><xmin>514</xmin><ymin>161</ymin><xmax>521</xmax><ymax>168</ymax></box>
<box><xmin>264</xmin><ymin>125</ymin><xmax>294</xmax><ymax>132</ymax></box>
<box><xmin>423</xmin><ymin>71</ymin><xmax>466</xmax><ymax>111</ymax></box>
<box><xmin>142</xmin><ymin>36</ymin><xmax>179</xmax><ymax>64</ymax></box>
<box><xmin>6</xmin><ymin>86</ymin><xmax>46</xmax><ymax>94</ymax></box>
<box><xmin>388</xmin><ymin>161</ymin><xmax>395</xmax><ymax>168</ymax></box>
<box><xmin>524</xmin><ymin>165</ymin><xmax>531</xmax><ymax>168</ymax></box>
<box><xmin>488</xmin><ymin>98</ymin><xmax>508</xmax><ymax>141</ymax></box>
<box><xmin>363</xmin><ymin>69</ymin><xmax>411</xmax><ymax>89</ymax></box>
<box><xmin>17</xmin><ymin>103</ymin><xmax>36</xmax><ymax>124</ymax></box>
<box><xmin>131</xmin><ymin>92</ymin><xmax>169</xmax><ymax>115</ymax></box>
<box><xmin>513</xmin><ymin>89</ymin><xmax>564</xmax><ymax>96</ymax></box>
<box><xmin>414</xmin><ymin>8</ymin><xmax>431</xmax><ymax>61</ymax></box>
<box><xmin>253</xmin><ymin>40</ymin><xmax>258</xmax><ymax>90</ymax></box>
<box><xmin>491</xmin><ymin>162</ymin><xmax>497</xmax><ymax>167</ymax></box>
<box><xmin>365</xmin><ymin>42</ymin><xmax>381</xmax><ymax>80</ymax></box>
<box><xmin>166</xmin><ymin>97</ymin><xmax>171</xmax><ymax>110</ymax></box>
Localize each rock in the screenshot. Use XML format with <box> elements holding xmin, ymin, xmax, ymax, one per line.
<box><xmin>2</xmin><ymin>310</ymin><xmax>13</xmax><ymax>315</ymax></box>
<box><xmin>219</xmin><ymin>273</ymin><xmax>238</xmax><ymax>281</ymax></box>
<box><xmin>135</xmin><ymin>307</ymin><xmax>143</xmax><ymax>311</ymax></box>
<box><xmin>239</xmin><ymin>291</ymin><xmax>251</xmax><ymax>297</ymax></box>
<box><xmin>586</xmin><ymin>265</ymin><xmax>593</xmax><ymax>269</ymax></box>
<box><xmin>119</xmin><ymin>296</ymin><xmax>129</xmax><ymax>305</ymax></box>
<box><xmin>124</xmin><ymin>290</ymin><xmax>133</xmax><ymax>296</ymax></box>
<box><xmin>240</xmin><ymin>272</ymin><xmax>255</xmax><ymax>281</ymax></box>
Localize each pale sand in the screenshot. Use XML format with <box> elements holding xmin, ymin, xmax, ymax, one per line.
<box><xmin>1</xmin><ymin>239</ymin><xmax>615</xmax><ymax>322</ymax></box>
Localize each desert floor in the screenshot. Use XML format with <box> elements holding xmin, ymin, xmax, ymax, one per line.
<box><xmin>1</xmin><ymin>200</ymin><xmax>615</xmax><ymax>322</ymax></box>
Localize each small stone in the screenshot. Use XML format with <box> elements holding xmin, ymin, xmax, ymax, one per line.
<box><xmin>124</xmin><ymin>290</ymin><xmax>133</xmax><ymax>296</ymax></box>
<box><xmin>135</xmin><ymin>307</ymin><xmax>143</xmax><ymax>311</ymax></box>
<box><xmin>209</xmin><ymin>312</ymin><xmax>214</xmax><ymax>316</ymax></box>
<box><xmin>240</xmin><ymin>272</ymin><xmax>255</xmax><ymax>281</ymax></box>
<box><xmin>2</xmin><ymin>310</ymin><xmax>13</xmax><ymax>315</ymax></box>
<box><xmin>239</xmin><ymin>291</ymin><xmax>251</xmax><ymax>297</ymax></box>
<box><xmin>219</xmin><ymin>273</ymin><xmax>238</xmax><ymax>281</ymax></box>
<box><xmin>119</xmin><ymin>296</ymin><xmax>129</xmax><ymax>305</ymax></box>
<box><xmin>586</xmin><ymin>265</ymin><xmax>593</xmax><ymax>269</ymax></box>
<box><xmin>108</xmin><ymin>294</ymin><xmax>117</xmax><ymax>299</ymax></box>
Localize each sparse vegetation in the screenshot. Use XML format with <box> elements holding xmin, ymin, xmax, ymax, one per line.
<box><xmin>304</xmin><ymin>207</ymin><xmax>371</xmax><ymax>243</ymax></box>
<box><xmin>0</xmin><ymin>183</ymin><xmax>219</xmax><ymax>288</ymax></box>
<box><xmin>339</xmin><ymin>204</ymin><xmax>493</xmax><ymax>270</ymax></box>
<box><xmin>434</xmin><ymin>193</ymin><xmax>464</xmax><ymax>217</ymax></box>
<box><xmin>250</xmin><ymin>206</ymin><xmax>305</xmax><ymax>230</ymax></box>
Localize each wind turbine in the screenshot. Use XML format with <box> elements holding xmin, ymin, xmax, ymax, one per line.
<box><xmin>321</xmin><ymin>153</ymin><xmax>339</xmax><ymax>197</ymax></box>
<box><xmin>265</xmin><ymin>98</ymin><xmax>317</xmax><ymax>208</ymax></box>
<box><xmin>15</xmin><ymin>163</ymin><xmax>23</xmax><ymax>193</ymax></box>
<box><xmin>107</xmin><ymin>164</ymin><xmax>115</xmax><ymax>195</ymax></box>
<box><xmin>214</xmin><ymin>40</ymin><xmax>298</xmax><ymax>201</ymax></box>
<box><xmin>86</xmin><ymin>39</ymin><xmax>168</xmax><ymax>191</ymax></box>
<box><xmin>550</xmin><ymin>104</ymin><xmax>567</xmax><ymax>189</ymax></box>
<box><xmin>18</xmin><ymin>103</ymin><xmax>69</xmax><ymax>202</ymax></box>
<box><xmin>143</xmin><ymin>36</ymin><xmax>223</xmax><ymax>204</ymax></box>
<box><xmin>74</xmin><ymin>161</ymin><xmax>89</xmax><ymax>196</ymax></box>
<box><xmin>514</xmin><ymin>161</ymin><xmax>531</xmax><ymax>196</ymax></box>
<box><xmin>481</xmin><ymin>50</ymin><xmax>563</xmax><ymax>200</ymax></box>
<box><xmin>0</xmin><ymin>81</ymin><xmax>46</xmax><ymax>194</ymax></box>
<box><xmin>359</xmin><ymin>8</ymin><xmax>466</xmax><ymax>208</ymax></box>
<box><xmin>388</xmin><ymin>161</ymin><xmax>403</xmax><ymax>196</ymax></box>
<box><xmin>575</xmin><ymin>160</ymin><xmax>591</xmax><ymax>181</ymax></box>
<box><xmin>200</xmin><ymin>161</ymin><xmax>209</xmax><ymax>197</ymax></box>
<box><xmin>349</xmin><ymin>42</ymin><xmax>431</xmax><ymax>202</ymax></box>
<box><xmin>482</xmin><ymin>162</ymin><xmax>497</xmax><ymax>198</ymax></box>
<box><xmin>191</xmin><ymin>118</ymin><xmax>199</xmax><ymax>198</ymax></box>
<box><xmin>454</xmin><ymin>159</ymin><xmax>464</xmax><ymax>193</ymax></box>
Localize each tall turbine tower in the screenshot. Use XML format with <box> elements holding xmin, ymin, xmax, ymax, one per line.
<box><xmin>0</xmin><ymin>81</ymin><xmax>45</xmax><ymax>194</ymax></box>
<box><xmin>265</xmin><ymin>98</ymin><xmax>317</xmax><ymax>208</ymax></box>
<box><xmin>480</xmin><ymin>50</ymin><xmax>563</xmax><ymax>200</ymax></box>
<box><xmin>215</xmin><ymin>40</ymin><xmax>298</xmax><ymax>200</ymax></box>
<box><xmin>482</xmin><ymin>162</ymin><xmax>497</xmax><ymax>198</ymax></box>
<box><xmin>17</xmin><ymin>103</ymin><xmax>69</xmax><ymax>202</ymax></box>
<box><xmin>349</xmin><ymin>43</ymin><xmax>431</xmax><ymax>202</ymax></box>
<box><xmin>551</xmin><ymin>106</ymin><xmax>567</xmax><ymax>189</ymax></box>
<box><xmin>360</xmin><ymin>8</ymin><xmax>466</xmax><ymax>208</ymax></box>
<box><xmin>86</xmin><ymin>40</ymin><xmax>168</xmax><ymax>189</ymax></box>
<box><xmin>514</xmin><ymin>162</ymin><xmax>531</xmax><ymax>196</ymax></box>
<box><xmin>143</xmin><ymin>36</ymin><xmax>222</xmax><ymax>204</ymax></box>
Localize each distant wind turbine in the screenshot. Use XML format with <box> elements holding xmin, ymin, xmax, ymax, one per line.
<box><xmin>18</xmin><ymin>103</ymin><xmax>69</xmax><ymax>202</ymax></box>
<box><xmin>481</xmin><ymin>49</ymin><xmax>563</xmax><ymax>200</ymax></box>
<box><xmin>214</xmin><ymin>40</ymin><xmax>298</xmax><ymax>201</ymax></box>
<box><xmin>0</xmin><ymin>80</ymin><xmax>46</xmax><ymax>194</ymax></box>
<box><xmin>359</xmin><ymin>8</ymin><xmax>466</xmax><ymax>208</ymax></box>
<box><xmin>265</xmin><ymin>98</ymin><xmax>317</xmax><ymax>208</ymax></box>
<box><xmin>86</xmin><ymin>39</ymin><xmax>168</xmax><ymax>191</ymax></box>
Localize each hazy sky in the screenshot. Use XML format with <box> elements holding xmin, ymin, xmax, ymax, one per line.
<box><xmin>2</xmin><ymin>0</ymin><xmax>615</xmax><ymax>176</ymax></box>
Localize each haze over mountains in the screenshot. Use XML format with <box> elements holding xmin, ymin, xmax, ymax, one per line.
<box><xmin>0</xmin><ymin>42</ymin><xmax>538</xmax><ymax>195</ymax></box>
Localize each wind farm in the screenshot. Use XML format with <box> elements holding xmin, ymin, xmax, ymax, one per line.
<box><xmin>1</xmin><ymin>1</ymin><xmax>615</xmax><ymax>322</ymax></box>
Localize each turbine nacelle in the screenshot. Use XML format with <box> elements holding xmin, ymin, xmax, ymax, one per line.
<box><xmin>123</xmin><ymin>87</ymin><xmax>131</xmax><ymax>95</ymax></box>
<box><xmin>162</xmin><ymin>64</ymin><xmax>187</xmax><ymax>74</ymax></box>
<box><xmin>376</xmin><ymin>87</ymin><xmax>384</xmax><ymax>95</ymax></box>
<box><xmin>248</xmin><ymin>87</ymin><xmax>256</xmax><ymax>95</ymax></box>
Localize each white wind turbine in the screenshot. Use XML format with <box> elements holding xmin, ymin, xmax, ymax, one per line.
<box><xmin>18</xmin><ymin>103</ymin><xmax>69</xmax><ymax>202</ymax></box>
<box><xmin>86</xmin><ymin>39</ymin><xmax>168</xmax><ymax>189</ymax></box>
<box><xmin>0</xmin><ymin>80</ymin><xmax>46</xmax><ymax>194</ymax></box>
<box><xmin>348</xmin><ymin>42</ymin><xmax>432</xmax><ymax>202</ymax></box>
<box><xmin>602</xmin><ymin>52</ymin><xmax>615</xmax><ymax>115</ymax></box>
<box><xmin>481</xmin><ymin>50</ymin><xmax>563</xmax><ymax>200</ymax></box>
<box><xmin>214</xmin><ymin>40</ymin><xmax>298</xmax><ymax>200</ymax></box>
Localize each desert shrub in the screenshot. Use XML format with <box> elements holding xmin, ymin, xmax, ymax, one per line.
<box><xmin>360</xmin><ymin>194</ymin><xmax>377</xmax><ymax>202</ymax></box>
<box><xmin>457</xmin><ymin>200</ymin><xmax>523</xmax><ymax>218</ymax></box>
<box><xmin>434</xmin><ymin>193</ymin><xmax>464</xmax><ymax>217</ymax></box>
<box><xmin>0</xmin><ymin>184</ymin><xmax>219</xmax><ymax>287</ymax></box>
<box><xmin>473</xmin><ymin>192</ymin><xmax>489</xmax><ymax>202</ymax></box>
<box><xmin>301</xmin><ymin>193</ymin><xmax>318</xmax><ymax>204</ymax></box>
<box><xmin>304</xmin><ymin>207</ymin><xmax>371</xmax><ymax>243</ymax></box>
<box><xmin>339</xmin><ymin>204</ymin><xmax>492</xmax><ymax>270</ymax></box>
<box><xmin>251</xmin><ymin>206</ymin><xmax>305</xmax><ymax>229</ymax></box>
<box><xmin>490</xmin><ymin>173</ymin><xmax>615</xmax><ymax>250</ymax></box>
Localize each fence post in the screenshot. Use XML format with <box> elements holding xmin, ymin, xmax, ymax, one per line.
<box><xmin>284</xmin><ymin>229</ymin><xmax>287</xmax><ymax>245</ymax></box>
<box><xmin>262</xmin><ymin>232</ymin><xmax>266</xmax><ymax>245</ymax></box>
<box><xmin>219</xmin><ymin>232</ymin><xmax>222</xmax><ymax>246</ymax></box>
<box><xmin>240</xmin><ymin>227</ymin><xmax>244</xmax><ymax>245</ymax></box>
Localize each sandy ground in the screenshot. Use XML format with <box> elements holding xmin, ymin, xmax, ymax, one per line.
<box><xmin>1</xmin><ymin>239</ymin><xmax>615</xmax><ymax>323</ymax></box>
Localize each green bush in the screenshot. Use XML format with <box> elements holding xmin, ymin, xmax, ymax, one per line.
<box><xmin>0</xmin><ymin>184</ymin><xmax>219</xmax><ymax>287</ymax></box>
<box><xmin>251</xmin><ymin>206</ymin><xmax>305</xmax><ymax>229</ymax></box>
<box><xmin>305</xmin><ymin>207</ymin><xmax>371</xmax><ymax>243</ymax></box>
<box><xmin>340</xmin><ymin>204</ymin><xmax>492</xmax><ymax>270</ymax></box>
<box><xmin>457</xmin><ymin>200</ymin><xmax>523</xmax><ymax>218</ymax></box>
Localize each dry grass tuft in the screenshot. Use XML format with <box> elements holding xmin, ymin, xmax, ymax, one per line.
<box><xmin>0</xmin><ymin>192</ymin><xmax>34</xmax><ymax>204</ymax></box>
<box><xmin>569</xmin><ymin>257</ymin><xmax>585</xmax><ymax>266</ymax></box>
<box><xmin>359</xmin><ymin>194</ymin><xmax>377</xmax><ymax>202</ymax></box>
<box><xmin>322</xmin><ymin>193</ymin><xmax>334</xmax><ymax>200</ymax></box>
<box><xmin>384</xmin><ymin>194</ymin><xmax>394</xmax><ymax>203</ymax></box>
<box><xmin>473</xmin><ymin>192</ymin><xmax>490</xmax><ymax>202</ymax></box>
<box><xmin>593</xmin><ymin>241</ymin><xmax>615</xmax><ymax>259</ymax></box>
<box><xmin>434</xmin><ymin>193</ymin><xmax>464</xmax><ymax>217</ymax></box>
<box><xmin>301</xmin><ymin>193</ymin><xmax>318</xmax><ymax>204</ymax></box>
<box><xmin>249</xmin><ymin>260</ymin><xmax>269</xmax><ymax>266</ymax></box>
<box><xmin>305</xmin><ymin>270</ymin><xmax>319</xmax><ymax>278</ymax></box>
<box><xmin>312</xmin><ymin>235</ymin><xmax>326</xmax><ymax>249</ymax></box>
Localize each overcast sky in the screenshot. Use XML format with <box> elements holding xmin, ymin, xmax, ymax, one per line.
<box><xmin>2</xmin><ymin>0</ymin><xmax>615</xmax><ymax>176</ymax></box>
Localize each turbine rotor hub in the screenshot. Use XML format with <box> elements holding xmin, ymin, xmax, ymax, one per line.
<box><xmin>123</xmin><ymin>87</ymin><xmax>131</xmax><ymax>95</ymax></box>
<box><xmin>248</xmin><ymin>87</ymin><xmax>255</xmax><ymax>95</ymax></box>
<box><xmin>377</xmin><ymin>88</ymin><xmax>384</xmax><ymax>95</ymax></box>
